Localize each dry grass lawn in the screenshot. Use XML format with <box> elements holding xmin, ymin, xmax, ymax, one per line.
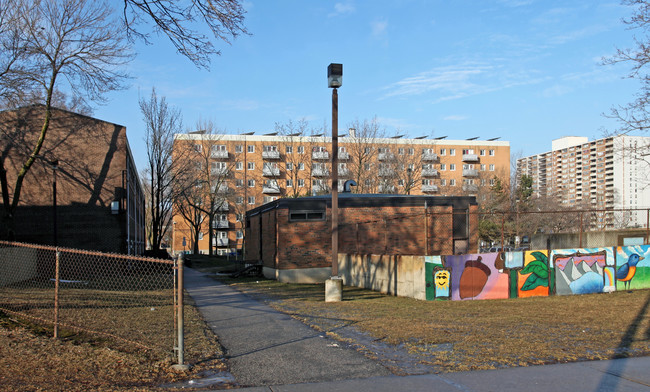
<box><xmin>219</xmin><ymin>277</ymin><xmax>650</xmax><ymax>373</ymax></box>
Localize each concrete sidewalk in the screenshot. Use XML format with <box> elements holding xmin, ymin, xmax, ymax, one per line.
<box><xmin>183</xmin><ymin>267</ymin><xmax>650</xmax><ymax>391</ymax></box>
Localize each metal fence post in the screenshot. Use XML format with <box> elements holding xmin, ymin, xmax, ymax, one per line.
<box><xmin>172</xmin><ymin>253</ymin><xmax>189</xmax><ymax>371</ymax></box>
<box><xmin>53</xmin><ymin>249</ymin><xmax>60</xmax><ymax>338</ymax></box>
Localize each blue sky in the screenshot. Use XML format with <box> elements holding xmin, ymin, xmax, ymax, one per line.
<box><xmin>94</xmin><ymin>1</ymin><xmax>641</xmax><ymax>172</ymax></box>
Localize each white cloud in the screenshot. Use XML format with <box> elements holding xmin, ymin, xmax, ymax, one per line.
<box><xmin>371</xmin><ymin>20</ymin><xmax>388</xmax><ymax>37</ymax></box>
<box><xmin>381</xmin><ymin>63</ymin><xmax>545</xmax><ymax>102</ymax></box>
<box><xmin>329</xmin><ymin>2</ymin><xmax>355</xmax><ymax>17</ymax></box>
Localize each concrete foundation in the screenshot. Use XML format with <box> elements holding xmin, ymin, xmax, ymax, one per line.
<box><xmin>325</xmin><ymin>277</ymin><xmax>343</xmax><ymax>302</ymax></box>
<box><xmin>263</xmin><ymin>266</ymin><xmax>332</xmax><ymax>283</ymax></box>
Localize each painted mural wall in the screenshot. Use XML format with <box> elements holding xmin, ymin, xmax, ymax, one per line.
<box><xmin>615</xmin><ymin>245</ymin><xmax>650</xmax><ymax>290</ymax></box>
<box><xmin>419</xmin><ymin>245</ymin><xmax>648</xmax><ymax>302</ymax></box>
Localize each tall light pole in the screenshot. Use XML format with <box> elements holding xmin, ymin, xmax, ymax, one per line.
<box><xmin>326</xmin><ymin>63</ymin><xmax>343</xmax><ymax>302</ymax></box>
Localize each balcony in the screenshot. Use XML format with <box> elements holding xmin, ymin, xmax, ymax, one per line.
<box><xmin>210</xmin><ymin>150</ymin><xmax>229</xmax><ymax>159</ymax></box>
<box><xmin>462</xmin><ymin>169</ymin><xmax>479</xmax><ymax>177</ymax></box>
<box><xmin>378</xmin><ymin>168</ymin><xmax>394</xmax><ymax>177</ymax></box>
<box><xmin>211</xmin><ymin>167</ymin><xmax>229</xmax><ymax>176</ymax></box>
<box><xmin>338</xmin><ymin>168</ymin><xmax>349</xmax><ymax>177</ymax></box>
<box><xmin>378</xmin><ymin>153</ymin><xmax>395</xmax><ymax>161</ymax></box>
<box><xmin>462</xmin><ymin>154</ymin><xmax>479</xmax><ymax>162</ymax></box>
<box><xmin>262</xmin><ymin>185</ymin><xmax>281</xmax><ymax>194</ymax></box>
<box><xmin>422</xmin><ymin>169</ymin><xmax>438</xmax><ymax>177</ymax></box>
<box><xmin>378</xmin><ymin>185</ymin><xmax>395</xmax><ymax>193</ymax></box>
<box><xmin>312</xmin><ymin>151</ymin><xmax>329</xmax><ymax>160</ymax></box>
<box><xmin>422</xmin><ymin>153</ymin><xmax>438</xmax><ymax>161</ymax></box>
<box><xmin>338</xmin><ymin>151</ymin><xmax>350</xmax><ymax>160</ymax></box>
<box><xmin>212</xmin><ymin>183</ymin><xmax>229</xmax><ymax>193</ymax></box>
<box><xmin>215</xmin><ymin>202</ymin><xmax>229</xmax><ymax>211</ymax></box>
<box><xmin>422</xmin><ymin>184</ymin><xmax>439</xmax><ymax>193</ymax></box>
<box><xmin>462</xmin><ymin>184</ymin><xmax>479</xmax><ymax>193</ymax></box>
<box><xmin>312</xmin><ymin>184</ymin><xmax>328</xmax><ymax>194</ymax></box>
<box><xmin>262</xmin><ymin>167</ymin><xmax>281</xmax><ymax>177</ymax></box>
<box><xmin>212</xmin><ymin>220</ymin><xmax>229</xmax><ymax>229</ymax></box>
<box><xmin>262</xmin><ymin>150</ymin><xmax>281</xmax><ymax>160</ymax></box>
<box><xmin>312</xmin><ymin>168</ymin><xmax>330</xmax><ymax>177</ymax></box>
<box><xmin>214</xmin><ymin>238</ymin><xmax>229</xmax><ymax>247</ymax></box>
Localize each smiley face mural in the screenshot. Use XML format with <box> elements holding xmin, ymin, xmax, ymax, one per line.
<box><xmin>434</xmin><ymin>270</ymin><xmax>450</xmax><ymax>298</ymax></box>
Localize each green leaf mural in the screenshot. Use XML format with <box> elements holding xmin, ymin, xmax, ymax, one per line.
<box><xmin>520</xmin><ymin>252</ymin><xmax>549</xmax><ymax>291</ymax></box>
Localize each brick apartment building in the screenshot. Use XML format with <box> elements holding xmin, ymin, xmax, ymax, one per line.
<box><xmin>171</xmin><ymin>132</ymin><xmax>508</xmax><ymax>256</ymax></box>
<box><xmin>0</xmin><ymin>105</ymin><xmax>145</xmax><ymax>254</ymax></box>
<box><xmin>245</xmin><ymin>194</ymin><xmax>478</xmax><ymax>283</ymax></box>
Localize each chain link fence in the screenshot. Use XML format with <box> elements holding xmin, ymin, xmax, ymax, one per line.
<box><xmin>0</xmin><ymin>241</ymin><xmax>178</xmax><ymax>359</ymax></box>
<box><xmin>478</xmin><ymin>208</ymin><xmax>650</xmax><ymax>251</ymax></box>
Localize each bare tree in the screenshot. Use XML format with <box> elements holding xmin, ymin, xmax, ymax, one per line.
<box><xmin>346</xmin><ymin>118</ymin><xmax>384</xmax><ymax>193</ymax></box>
<box><xmin>0</xmin><ymin>0</ymin><xmax>132</xmax><ymax>240</ymax></box>
<box><xmin>276</xmin><ymin>120</ymin><xmax>313</xmax><ymax>198</ymax></box>
<box><xmin>140</xmin><ymin>87</ymin><xmax>183</xmax><ymax>252</ymax></box>
<box><xmin>121</xmin><ymin>0</ymin><xmax>249</xmax><ymax>68</ymax></box>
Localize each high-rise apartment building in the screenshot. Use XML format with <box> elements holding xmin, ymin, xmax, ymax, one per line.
<box><xmin>516</xmin><ymin>135</ymin><xmax>650</xmax><ymax>228</ymax></box>
<box><xmin>171</xmin><ymin>132</ymin><xmax>510</xmax><ymax>255</ymax></box>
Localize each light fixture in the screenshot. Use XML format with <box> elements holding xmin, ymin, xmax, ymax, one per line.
<box><xmin>327</xmin><ymin>63</ymin><xmax>342</xmax><ymax>88</ymax></box>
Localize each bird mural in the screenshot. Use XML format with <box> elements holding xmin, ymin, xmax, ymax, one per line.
<box><xmin>616</xmin><ymin>253</ymin><xmax>645</xmax><ymax>290</ymax></box>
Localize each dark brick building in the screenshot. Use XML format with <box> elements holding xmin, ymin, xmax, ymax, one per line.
<box><xmin>245</xmin><ymin>194</ymin><xmax>478</xmax><ymax>282</ymax></box>
<box><xmin>1</xmin><ymin>105</ymin><xmax>145</xmax><ymax>254</ymax></box>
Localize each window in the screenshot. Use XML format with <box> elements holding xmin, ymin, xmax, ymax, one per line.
<box><xmin>422</xmin><ymin>179</ymin><xmax>432</xmax><ymax>185</ymax></box>
<box><xmin>287</xmin><ymin>179</ymin><xmax>293</xmax><ymax>187</ymax></box>
<box><xmin>289</xmin><ymin>209</ymin><xmax>326</xmax><ymax>221</ymax></box>
<box><xmin>398</xmin><ymin>179</ymin><xmax>405</xmax><ymax>186</ymax></box>
<box><xmin>398</xmin><ymin>147</ymin><xmax>405</xmax><ymax>155</ymax></box>
<box><xmin>236</xmin><ymin>214</ymin><xmax>243</xmax><ymax>222</ymax></box>
<box><xmin>298</xmin><ymin>179</ymin><xmax>305</xmax><ymax>187</ymax></box>
<box><xmin>248</xmin><ymin>179</ymin><xmax>255</xmax><ymax>187</ymax></box>
<box><xmin>236</xmin><ymin>179</ymin><xmax>244</xmax><ymax>187</ymax></box>
<box><xmin>440</xmin><ymin>148</ymin><xmax>446</xmax><ymax>156</ymax></box>
<box><xmin>286</xmin><ymin>162</ymin><xmax>294</xmax><ymax>171</ymax></box>
<box><xmin>480</xmin><ymin>149</ymin><xmax>486</xmax><ymax>156</ymax></box>
<box><xmin>450</xmin><ymin>179</ymin><xmax>456</xmax><ymax>186</ymax></box>
<box><xmin>408</xmin><ymin>148</ymin><xmax>414</xmax><ymax>155</ymax></box>
<box><xmin>450</xmin><ymin>149</ymin><xmax>456</xmax><ymax>156</ymax></box>
<box><xmin>489</xmin><ymin>149</ymin><xmax>495</xmax><ymax>156</ymax></box>
<box><xmin>378</xmin><ymin>147</ymin><xmax>389</xmax><ymax>154</ymax></box>
<box><xmin>247</xmin><ymin>145</ymin><xmax>255</xmax><ymax>153</ymax></box>
<box><xmin>365</xmin><ymin>179</ymin><xmax>372</xmax><ymax>186</ymax></box>
<box><xmin>212</xmin><ymin>144</ymin><xmax>226</xmax><ymax>152</ymax></box>
<box><xmin>440</xmin><ymin>164</ymin><xmax>446</xmax><ymax>171</ymax></box>
<box><xmin>247</xmin><ymin>196</ymin><xmax>255</xmax><ymax>205</ymax></box>
<box><xmin>364</xmin><ymin>163</ymin><xmax>371</xmax><ymax>170</ymax></box>
<box><xmin>489</xmin><ymin>178</ymin><xmax>496</xmax><ymax>186</ymax></box>
<box><xmin>489</xmin><ymin>164</ymin><xmax>495</xmax><ymax>171</ymax></box>
<box><xmin>297</xmin><ymin>146</ymin><xmax>305</xmax><ymax>154</ymax></box>
<box><xmin>440</xmin><ymin>179</ymin><xmax>447</xmax><ymax>186</ymax></box>
<box><xmin>198</xmin><ymin>232</ymin><xmax>204</xmax><ymax>240</ymax></box>
<box><xmin>236</xmin><ymin>196</ymin><xmax>243</xmax><ymax>204</ymax></box>
<box><xmin>236</xmin><ymin>230</ymin><xmax>243</xmax><ymax>239</ymax></box>
<box><xmin>235</xmin><ymin>145</ymin><xmax>243</xmax><ymax>153</ymax></box>
<box><xmin>364</xmin><ymin>147</ymin><xmax>371</xmax><ymax>154</ymax></box>
<box><xmin>462</xmin><ymin>149</ymin><xmax>473</xmax><ymax>155</ymax></box>
<box><xmin>236</xmin><ymin>162</ymin><xmax>243</xmax><ymax>170</ymax></box>
<box><xmin>264</xmin><ymin>196</ymin><xmax>277</xmax><ymax>203</ymax></box>
<box><xmin>298</xmin><ymin>162</ymin><xmax>305</xmax><ymax>170</ymax></box>
<box><xmin>480</xmin><ymin>164</ymin><xmax>486</xmax><ymax>171</ymax></box>
<box><xmin>286</xmin><ymin>146</ymin><xmax>293</xmax><ymax>154</ymax></box>
<box><xmin>247</xmin><ymin>162</ymin><xmax>255</xmax><ymax>170</ymax></box>
<box><xmin>193</xmin><ymin>144</ymin><xmax>202</xmax><ymax>152</ymax></box>
<box><xmin>450</xmin><ymin>164</ymin><xmax>456</xmax><ymax>171</ymax></box>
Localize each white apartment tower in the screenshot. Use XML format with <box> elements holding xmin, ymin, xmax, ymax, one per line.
<box><xmin>516</xmin><ymin>135</ymin><xmax>650</xmax><ymax>228</ymax></box>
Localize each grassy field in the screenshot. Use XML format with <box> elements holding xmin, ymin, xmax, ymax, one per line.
<box><xmin>210</xmin><ymin>273</ymin><xmax>650</xmax><ymax>373</ymax></box>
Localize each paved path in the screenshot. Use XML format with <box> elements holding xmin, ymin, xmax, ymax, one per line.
<box><xmin>182</xmin><ymin>267</ymin><xmax>391</xmax><ymax>387</ymax></box>
<box><xmin>183</xmin><ymin>267</ymin><xmax>650</xmax><ymax>391</ymax></box>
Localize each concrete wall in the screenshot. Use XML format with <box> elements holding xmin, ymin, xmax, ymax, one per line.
<box><xmin>339</xmin><ymin>254</ymin><xmax>427</xmax><ymax>300</ymax></box>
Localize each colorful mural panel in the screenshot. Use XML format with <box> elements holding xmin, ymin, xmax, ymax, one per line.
<box><xmin>615</xmin><ymin>245</ymin><xmax>650</xmax><ymax>290</ymax></box>
<box><xmin>517</xmin><ymin>250</ymin><xmax>550</xmax><ymax>298</ymax></box>
<box><xmin>505</xmin><ymin>251</ymin><xmax>524</xmax><ymax>269</ymax></box>
<box><xmin>552</xmin><ymin>248</ymin><xmax>613</xmax><ymax>296</ymax></box>
<box><xmin>434</xmin><ymin>270</ymin><xmax>451</xmax><ymax>299</ymax></box>
<box><xmin>447</xmin><ymin>253</ymin><xmax>509</xmax><ymax>300</ymax></box>
<box><xmin>425</xmin><ymin>256</ymin><xmax>443</xmax><ymax>300</ymax></box>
